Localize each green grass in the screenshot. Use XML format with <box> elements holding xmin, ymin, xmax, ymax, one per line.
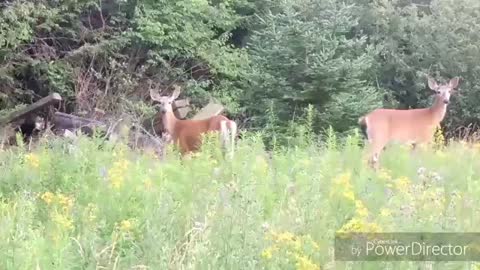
<box><xmin>1</xmin><ymin>131</ymin><xmax>480</xmax><ymax>269</ymax></box>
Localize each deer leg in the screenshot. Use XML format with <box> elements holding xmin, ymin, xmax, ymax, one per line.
<box><xmin>367</xmin><ymin>140</ymin><xmax>387</xmax><ymax>171</ymax></box>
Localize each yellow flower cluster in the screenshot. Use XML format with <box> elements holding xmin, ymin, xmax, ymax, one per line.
<box><xmin>52</xmin><ymin>211</ymin><xmax>74</xmax><ymax>231</ymax></box>
<box><xmin>39</xmin><ymin>191</ymin><xmax>75</xmax><ymax>231</ymax></box>
<box><xmin>40</xmin><ymin>191</ymin><xmax>74</xmax><ymax>210</ymax></box>
<box><xmin>433</xmin><ymin>126</ymin><xmax>445</xmax><ymax>147</ymax></box>
<box><xmin>25</xmin><ymin>153</ymin><xmax>40</xmax><ymax>168</ymax></box>
<box><xmin>337</xmin><ymin>217</ymin><xmax>382</xmax><ymax>234</ymax></box>
<box><xmin>108</xmin><ymin>159</ymin><xmax>130</xmax><ymax>189</ymax></box>
<box><xmin>330</xmin><ymin>171</ymin><xmax>355</xmax><ymax>202</ymax></box>
<box><xmin>261</xmin><ymin>230</ymin><xmax>321</xmax><ymax>270</ymax></box>
<box><xmin>380</xmin><ymin>208</ymin><xmax>392</xmax><ymax>217</ymax></box>
<box><xmin>117</xmin><ymin>218</ymin><xmax>137</xmax><ymax>234</ymax></box>
<box><xmin>355</xmin><ymin>200</ymin><xmax>369</xmax><ymax>218</ymax></box>
<box><xmin>295</xmin><ymin>254</ymin><xmax>320</xmax><ymax>270</ymax></box>
<box><xmin>394</xmin><ymin>176</ymin><xmax>411</xmax><ymax>193</ymax></box>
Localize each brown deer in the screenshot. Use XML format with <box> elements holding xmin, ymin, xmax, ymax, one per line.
<box><xmin>149</xmin><ymin>86</ymin><xmax>237</xmax><ymax>158</ymax></box>
<box><xmin>359</xmin><ymin>76</ymin><xmax>460</xmax><ymax>169</ymax></box>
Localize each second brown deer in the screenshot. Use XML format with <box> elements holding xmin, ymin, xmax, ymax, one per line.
<box><xmin>149</xmin><ymin>86</ymin><xmax>237</xmax><ymax>158</ymax></box>
<box><xmin>358</xmin><ymin>76</ymin><xmax>460</xmax><ymax>169</ymax></box>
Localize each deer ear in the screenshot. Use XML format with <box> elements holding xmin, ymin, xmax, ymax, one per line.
<box><xmin>427</xmin><ymin>76</ymin><xmax>439</xmax><ymax>90</ymax></box>
<box><xmin>170</xmin><ymin>87</ymin><xmax>181</xmax><ymax>101</ymax></box>
<box><xmin>149</xmin><ymin>89</ymin><xmax>162</xmax><ymax>101</ymax></box>
<box><xmin>449</xmin><ymin>77</ymin><xmax>460</xmax><ymax>89</ymax></box>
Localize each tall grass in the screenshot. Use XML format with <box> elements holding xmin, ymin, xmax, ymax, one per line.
<box><xmin>0</xmin><ymin>129</ymin><xmax>480</xmax><ymax>270</ymax></box>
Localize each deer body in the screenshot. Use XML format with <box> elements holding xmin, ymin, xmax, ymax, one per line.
<box><xmin>150</xmin><ymin>87</ymin><xmax>237</xmax><ymax>157</ymax></box>
<box><xmin>359</xmin><ymin>76</ymin><xmax>460</xmax><ymax>169</ymax></box>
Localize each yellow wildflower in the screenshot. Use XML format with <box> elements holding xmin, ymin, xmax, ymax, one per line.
<box><xmin>355</xmin><ymin>200</ymin><xmax>369</xmax><ymax>218</ymax></box>
<box><xmin>295</xmin><ymin>254</ymin><xmax>320</xmax><ymax>270</ymax></box>
<box><xmin>119</xmin><ymin>219</ymin><xmax>135</xmax><ymax>233</ymax></box>
<box><xmin>337</xmin><ymin>218</ymin><xmax>382</xmax><ymax>233</ymax></box>
<box><xmin>433</xmin><ymin>126</ymin><xmax>445</xmax><ymax>147</ymax></box>
<box><xmin>261</xmin><ymin>247</ymin><xmax>274</xmax><ymax>260</ymax></box>
<box><xmin>108</xmin><ymin>159</ymin><xmax>130</xmax><ymax>189</ymax></box>
<box><xmin>343</xmin><ymin>190</ymin><xmax>355</xmax><ymax>201</ymax></box>
<box><xmin>56</xmin><ymin>193</ymin><xmax>74</xmax><ymax>209</ymax></box>
<box><xmin>25</xmin><ymin>153</ymin><xmax>40</xmax><ymax>168</ymax></box>
<box><xmin>380</xmin><ymin>208</ymin><xmax>392</xmax><ymax>217</ymax></box>
<box><xmin>333</xmin><ymin>171</ymin><xmax>352</xmax><ymax>189</ymax></box>
<box><xmin>40</xmin><ymin>191</ymin><xmax>55</xmax><ymax>205</ymax></box>
<box><xmin>395</xmin><ymin>176</ymin><xmax>411</xmax><ymax>192</ymax></box>
<box><xmin>52</xmin><ymin>212</ymin><xmax>74</xmax><ymax>230</ymax></box>
<box><xmin>277</xmin><ymin>231</ymin><xmax>295</xmax><ymax>243</ymax></box>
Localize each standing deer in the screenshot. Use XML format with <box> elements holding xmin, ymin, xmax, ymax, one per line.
<box><xmin>358</xmin><ymin>76</ymin><xmax>460</xmax><ymax>169</ymax></box>
<box><xmin>149</xmin><ymin>86</ymin><xmax>237</xmax><ymax>158</ymax></box>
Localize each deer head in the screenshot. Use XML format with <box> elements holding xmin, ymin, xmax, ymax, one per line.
<box><xmin>427</xmin><ymin>76</ymin><xmax>460</xmax><ymax>105</ymax></box>
<box><xmin>149</xmin><ymin>86</ymin><xmax>181</xmax><ymax>115</ymax></box>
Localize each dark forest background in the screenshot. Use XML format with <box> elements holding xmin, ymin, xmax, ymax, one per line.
<box><xmin>1</xmin><ymin>0</ymin><xmax>479</xmax><ymax>144</ymax></box>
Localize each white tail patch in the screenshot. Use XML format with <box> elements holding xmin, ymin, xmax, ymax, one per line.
<box><xmin>220</xmin><ymin>120</ymin><xmax>237</xmax><ymax>159</ymax></box>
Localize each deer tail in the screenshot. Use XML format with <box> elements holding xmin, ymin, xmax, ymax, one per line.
<box><xmin>358</xmin><ymin>116</ymin><xmax>368</xmax><ymax>140</ymax></box>
<box><xmin>220</xmin><ymin>120</ymin><xmax>237</xmax><ymax>159</ymax></box>
<box><xmin>228</xmin><ymin>120</ymin><xmax>237</xmax><ymax>159</ymax></box>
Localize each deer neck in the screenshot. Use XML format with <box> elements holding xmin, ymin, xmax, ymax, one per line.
<box><xmin>161</xmin><ymin>111</ymin><xmax>180</xmax><ymax>139</ymax></box>
<box><xmin>429</xmin><ymin>96</ymin><xmax>448</xmax><ymax>124</ymax></box>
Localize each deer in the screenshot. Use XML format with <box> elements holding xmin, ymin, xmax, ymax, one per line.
<box><xmin>149</xmin><ymin>86</ymin><xmax>237</xmax><ymax>159</ymax></box>
<box><xmin>358</xmin><ymin>76</ymin><xmax>460</xmax><ymax>169</ymax></box>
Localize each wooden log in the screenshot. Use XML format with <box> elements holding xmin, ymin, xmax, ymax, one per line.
<box><xmin>174</xmin><ymin>106</ymin><xmax>191</xmax><ymax>119</ymax></box>
<box><xmin>0</xmin><ymin>93</ymin><xmax>62</xmax><ymax>125</ymax></box>
<box><xmin>52</xmin><ymin>112</ymin><xmax>106</xmax><ymax>131</ymax></box>
<box><xmin>192</xmin><ymin>102</ymin><xmax>224</xmax><ymax>120</ymax></box>
<box><xmin>173</xmin><ymin>99</ymin><xmax>190</xmax><ymax>109</ymax></box>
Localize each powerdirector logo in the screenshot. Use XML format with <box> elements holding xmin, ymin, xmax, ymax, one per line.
<box><xmin>335</xmin><ymin>233</ymin><xmax>480</xmax><ymax>261</ymax></box>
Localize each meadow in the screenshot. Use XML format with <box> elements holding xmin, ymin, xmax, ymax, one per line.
<box><xmin>1</xmin><ymin>129</ymin><xmax>480</xmax><ymax>270</ymax></box>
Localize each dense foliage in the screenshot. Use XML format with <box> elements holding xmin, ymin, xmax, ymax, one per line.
<box><xmin>1</xmin><ymin>0</ymin><xmax>480</xmax><ymax>141</ymax></box>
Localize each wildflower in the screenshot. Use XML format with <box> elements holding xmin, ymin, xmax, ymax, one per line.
<box><xmin>261</xmin><ymin>247</ymin><xmax>274</xmax><ymax>260</ymax></box>
<box><xmin>337</xmin><ymin>218</ymin><xmax>382</xmax><ymax>234</ymax></box>
<box><xmin>120</xmin><ymin>220</ymin><xmax>132</xmax><ymax>232</ymax></box>
<box><xmin>355</xmin><ymin>200</ymin><xmax>369</xmax><ymax>218</ymax></box>
<box><xmin>40</xmin><ymin>191</ymin><xmax>55</xmax><ymax>205</ymax></box>
<box><xmin>119</xmin><ymin>219</ymin><xmax>136</xmax><ymax>233</ymax></box>
<box><xmin>433</xmin><ymin>126</ymin><xmax>445</xmax><ymax>147</ymax></box>
<box><xmin>52</xmin><ymin>212</ymin><xmax>74</xmax><ymax>230</ymax></box>
<box><xmin>380</xmin><ymin>208</ymin><xmax>392</xmax><ymax>217</ymax></box>
<box><xmin>56</xmin><ymin>193</ymin><xmax>74</xmax><ymax>210</ymax></box>
<box><xmin>25</xmin><ymin>153</ymin><xmax>40</xmax><ymax>168</ymax></box>
<box><xmin>108</xmin><ymin>159</ymin><xmax>130</xmax><ymax>189</ymax></box>
<box><xmin>395</xmin><ymin>176</ymin><xmax>411</xmax><ymax>192</ymax></box>
<box><xmin>343</xmin><ymin>190</ymin><xmax>355</xmax><ymax>201</ymax></box>
<box><xmin>295</xmin><ymin>254</ymin><xmax>320</xmax><ymax>270</ymax></box>
<box><xmin>277</xmin><ymin>231</ymin><xmax>295</xmax><ymax>243</ymax></box>
<box><xmin>333</xmin><ymin>171</ymin><xmax>352</xmax><ymax>189</ymax></box>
